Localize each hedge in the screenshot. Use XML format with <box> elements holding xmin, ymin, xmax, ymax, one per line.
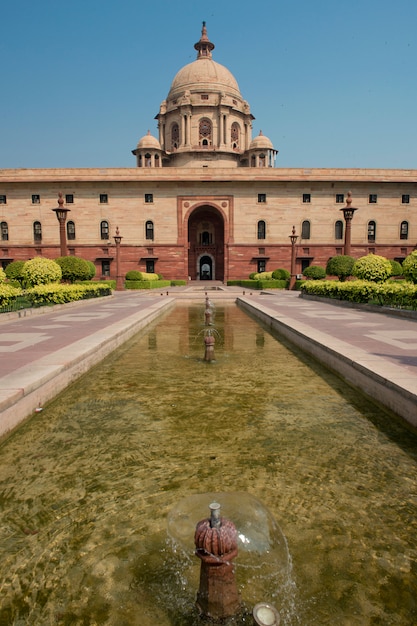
<box><xmin>26</xmin><ymin>283</ymin><xmax>112</xmax><ymax>306</ymax></box>
<box><xmin>301</xmin><ymin>279</ymin><xmax>417</xmax><ymax>309</ymax></box>
<box><xmin>125</xmin><ymin>280</ymin><xmax>171</xmax><ymax>290</ymax></box>
<box><xmin>0</xmin><ymin>283</ymin><xmax>22</xmax><ymax>307</ymax></box>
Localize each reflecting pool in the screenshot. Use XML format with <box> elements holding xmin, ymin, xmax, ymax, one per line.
<box><xmin>0</xmin><ymin>303</ymin><xmax>416</xmax><ymax>625</ymax></box>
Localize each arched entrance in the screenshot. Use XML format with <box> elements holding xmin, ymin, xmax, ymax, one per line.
<box><xmin>187</xmin><ymin>206</ymin><xmax>225</xmax><ymax>280</ymax></box>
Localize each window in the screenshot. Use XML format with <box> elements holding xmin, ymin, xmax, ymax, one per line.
<box><xmin>67</xmin><ymin>220</ymin><xmax>76</xmax><ymax>240</ymax></box>
<box><xmin>257</xmin><ymin>220</ymin><xmax>266</xmax><ymax>240</ymax></box>
<box><xmin>303</xmin><ymin>194</ymin><xmax>311</xmax><ymax>203</ymax></box>
<box><xmin>400</xmin><ymin>221</ymin><xmax>409</xmax><ymax>240</ymax></box>
<box><xmin>368</xmin><ymin>220</ymin><xmax>376</xmax><ymax>242</ymax></box>
<box><xmin>258</xmin><ymin>193</ymin><xmax>266</xmax><ymax>203</ymax></box>
<box><xmin>369</xmin><ymin>194</ymin><xmax>377</xmax><ymax>204</ymax></box>
<box><xmin>100</xmin><ymin>220</ymin><xmax>109</xmax><ymax>240</ymax></box>
<box><xmin>32</xmin><ymin>194</ymin><xmax>40</xmax><ymax>204</ymax></box>
<box><xmin>171</xmin><ymin>123</ymin><xmax>179</xmax><ymax>150</ymax></box>
<box><xmin>402</xmin><ymin>194</ymin><xmax>410</xmax><ymax>204</ymax></box>
<box><xmin>257</xmin><ymin>260</ymin><xmax>266</xmax><ymax>273</ymax></box>
<box><xmin>0</xmin><ymin>195</ymin><xmax>6</xmax><ymax>204</ymax></box>
<box><xmin>231</xmin><ymin>122</ymin><xmax>240</xmax><ymax>149</ymax></box>
<box><xmin>145</xmin><ymin>194</ymin><xmax>153</xmax><ymax>203</ymax></box>
<box><xmin>65</xmin><ymin>194</ymin><xmax>74</xmax><ymax>204</ymax></box>
<box><xmin>33</xmin><ymin>221</ymin><xmax>42</xmax><ymax>241</ymax></box>
<box><xmin>145</xmin><ymin>220</ymin><xmax>154</xmax><ymax>240</ymax></box>
<box><xmin>1</xmin><ymin>221</ymin><xmax>8</xmax><ymax>241</ymax></box>
<box><xmin>335</xmin><ymin>194</ymin><xmax>344</xmax><ymax>203</ymax></box>
<box><xmin>146</xmin><ymin>260</ymin><xmax>155</xmax><ymax>273</ymax></box>
<box><xmin>199</xmin><ymin>118</ymin><xmax>212</xmax><ymax>146</ymax></box>
<box><xmin>100</xmin><ymin>194</ymin><xmax>108</xmax><ymax>204</ymax></box>
<box><xmin>201</xmin><ymin>94</ymin><xmax>209</xmax><ymax>100</ymax></box>
<box><xmin>301</xmin><ymin>220</ymin><xmax>311</xmax><ymax>239</ymax></box>
<box><xmin>101</xmin><ymin>260</ymin><xmax>110</xmax><ymax>276</ymax></box>
<box><xmin>335</xmin><ymin>220</ymin><xmax>344</xmax><ymax>240</ymax></box>
<box><xmin>145</xmin><ymin>153</ymin><xmax>152</xmax><ymax>167</ymax></box>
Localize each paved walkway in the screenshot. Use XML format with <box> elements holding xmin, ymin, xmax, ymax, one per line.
<box><xmin>0</xmin><ymin>285</ymin><xmax>416</xmax><ymax>438</ymax></box>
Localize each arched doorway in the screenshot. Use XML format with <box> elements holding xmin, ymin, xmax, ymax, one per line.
<box><xmin>187</xmin><ymin>205</ymin><xmax>225</xmax><ymax>280</ymax></box>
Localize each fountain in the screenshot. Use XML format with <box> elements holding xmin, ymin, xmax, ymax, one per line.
<box><xmin>0</xmin><ymin>302</ymin><xmax>416</xmax><ymax>625</ymax></box>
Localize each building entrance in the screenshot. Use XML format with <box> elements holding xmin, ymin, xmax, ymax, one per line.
<box><xmin>187</xmin><ymin>206</ymin><xmax>225</xmax><ymax>281</ymax></box>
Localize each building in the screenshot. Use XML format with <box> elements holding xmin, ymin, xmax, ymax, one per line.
<box><xmin>0</xmin><ymin>23</ymin><xmax>416</xmax><ymax>281</ymax></box>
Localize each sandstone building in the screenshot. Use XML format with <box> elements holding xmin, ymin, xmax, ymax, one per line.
<box><xmin>0</xmin><ymin>24</ymin><xmax>416</xmax><ymax>281</ymax></box>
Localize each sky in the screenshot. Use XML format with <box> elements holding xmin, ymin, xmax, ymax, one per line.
<box><xmin>2</xmin><ymin>0</ymin><xmax>416</xmax><ymax>170</ymax></box>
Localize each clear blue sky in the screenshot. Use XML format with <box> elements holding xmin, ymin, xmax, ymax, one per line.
<box><xmin>2</xmin><ymin>0</ymin><xmax>416</xmax><ymax>169</ymax></box>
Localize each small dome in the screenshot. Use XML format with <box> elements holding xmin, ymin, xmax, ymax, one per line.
<box><xmin>136</xmin><ymin>130</ymin><xmax>161</xmax><ymax>150</ymax></box>
<box><xmin>249</xmin><ymin>131</ymin><xmax>274</xmax><ymax>150</ymax></box>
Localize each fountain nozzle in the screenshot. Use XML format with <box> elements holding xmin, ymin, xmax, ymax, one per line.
<box><xmin>209</xmin><ymin>502</ymin><xmax>221</xmax><ymax>528</ymax></box>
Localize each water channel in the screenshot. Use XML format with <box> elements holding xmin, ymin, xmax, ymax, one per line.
<box><xmin>0</xmin><ymin>302</ymin><xmax>416</xmax><ymax>625</ymax></box>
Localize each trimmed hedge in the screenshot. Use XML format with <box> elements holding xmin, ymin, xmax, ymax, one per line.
<box><xmin>0</xmin><ymin>283</ymin><xmax>22</xmax><ymax>307</ymax></box>
<box><xmin>26</xmin><ymin>283</ymin><xmax>112</xmax><ymax>306</ymax></box>
<box><xmin>125</xmin><ymin>280</ymin><xmax>171</xmax><ymax>290</ymax></box>
<box><xmin>226</xmin><ymin>279</ymin><xmax>288</xmax><ymax>289</ymax></box>
<box><xmin>301</xmin><ymin>279</ymin><xmax>417</xmax><ymax>309</ymax></box>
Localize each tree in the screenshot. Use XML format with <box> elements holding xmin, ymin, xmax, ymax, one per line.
<box><xmin>402</xmin><ymin>250</ymin><xmax>417</xmax><ymax>284</ymax></box>
<box><xmin>325</xmin><ymin>255</ymin><xmax>354</xmax><ymax>281</ymax></box>
<box><xmin>303</xmin><ymin>265</ymin><xmax>326</xmax><ymax>280</ymax></box>
<box><xmin>55</xmin><ymin>256</ymin><xmax>91</xmax><ymax>283</ymax></box>
<box><xmin>352</xmin><ymin>254</ymin><xmax>391</xmax><ymax>283</ymax></box>
<box><xmin>21</xmin><ymin>257</ymin><xmax>62</xmax><ymax>287</ymax></box>
<box><xmin>5</xmin><ymin>260</ymin><xmax>25</xmax><ymax>285</ymax></box>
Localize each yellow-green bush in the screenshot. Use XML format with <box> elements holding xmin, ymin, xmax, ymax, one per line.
<box><xmin>0</xmin><ymin>283</ymin><xmax>22</xmax><ymax>307</ymax></box>
<box><xmin>26</xmin><ymin>283</ymin><xmax>112</xmax><ymax>306</ymax></box>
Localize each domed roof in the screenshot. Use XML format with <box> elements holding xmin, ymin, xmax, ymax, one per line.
<box><xmin>167</xmin><ymin>23</ymin><xmax>242</xmax><ymax>101</ymax></box>
<box><xmin>249</xmin><ymin>131</ymin><xmax>274</xmax><ymax>150</ymax></box>
<box><xmin>136</xmin><ymin>130</ymin><xmax>161</xmax><ymax>150</ymax></box>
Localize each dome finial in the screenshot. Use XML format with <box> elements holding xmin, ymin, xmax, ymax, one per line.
<box><xmin>194</xmin><ymin>21</ymin><xmax>215</xmax><ymax>59</ymax></box>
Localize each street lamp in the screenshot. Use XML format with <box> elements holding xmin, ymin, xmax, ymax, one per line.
<box><xmin>289</xmin><ymin>225</ymin><xmax>299</xmax><ymax>290</ymax></box>
<box><xmin>113</xmin><ymin>226</ymin><xmax>123</xmax><ymax>290</ymax></box>
<box><xmin>52</xmin><ymin>192</ymin><xmax>70</xmax><ymax>257</ymax></box>
<box><xmin>340</xmin><ymin>191</ymin><xmax>358</xmax><ymax>257</ymax></box>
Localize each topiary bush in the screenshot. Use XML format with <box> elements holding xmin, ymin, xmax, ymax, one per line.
<box><xmin>303</xmin><ymin>265</ymin><xmax>326</xmax><ymax>280</ymax></box>
<box><xmin>352</xmin><ymin>254</ymin><xmax>391</xmax><ymax>283</ymax></box>
<box><xmin>21</xmin><ymin>257</ymin><xmax>62</xmax><ymax>287</ymax></box>
<box><xmin>5</xmin><ymin>260</ymin><xmax>25</xmax><ymax>285</ymax></box>
<box><xmin>86</xmin><ymin>260</ymin><xmax>96</xmax><ymax>280</ymax></box>
<box><xmin>272</xmin><ymin>268</ymin><xmax>290</xmax><ymax>280</ymax></box>
<box><xmin>55</xmin><ymin>256</ymin><xmax>91</xmax><ymax>283</ymax></box>
<box><xmin>125</xmin><ymin>270</ymin><xmax>142</xmax><ymax>281</ymax></box>
<box><xmin>389</xmin><ymin>259</ymin><xmax>403</xmax><ymax>278</ymax></box>
<box><xmin>402</xmin><ymin>251</ymin><xmax>417</xmax><ymax>284</ymax></box>
<box><xmin>325</xmin><ymin>255</ymin><xmax>355</xmax><ymax>281</ymax></box>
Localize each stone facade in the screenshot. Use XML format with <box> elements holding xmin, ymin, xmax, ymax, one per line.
<box><xmin>0</xmin><ymin>25</ymin><xmax>416</xmax><ymax>281</ymax></box>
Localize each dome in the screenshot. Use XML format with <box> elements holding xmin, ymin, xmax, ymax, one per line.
<box><xmin>136</xmin><ymin>130</ymin><xmax>161</xmax><ymax>150</ymax></box>
<box><xmin>168</xmin><ymin>58</ymin><xmax>241</xmax><ymax>101</ymax></box>
<box><xmin>249</xmin><ymin>130</ymin><xmax>274</xmax><ymax>150</ymax></box>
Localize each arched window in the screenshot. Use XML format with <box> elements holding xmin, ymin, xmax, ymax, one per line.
<box><xmin>259</xmin><ymin>154</ymin><xmax>266</xmax><ymax>167</ymax></box>
<box><xmin>400</xmin><ymin>221</ymin><xmax>409</xmax><ymax>240</ymax></box>
<box><xmin>100</xmin><ymin>220</ymin><xmax>109</xmax><ymax>240</ymax></box>
<box><xmin>154</xmin><ymin>154</ymin><xmax>160</xmax><ymax>167</ymax></box>
<box><xmin>33</xmin><ymin>221</ymin><xmax>42</xmax><ymax>242</ymax></box>
<box><xmin>145</xmin><ymin>153</ymin><xmax>152</xmax><ymax>167</ymax></box>
<box><xmin>301</xmin><ymin>220</ymin><xmax>311</xmax><ymax>240</ymax></box>
<box><xmin>368</xmin><ymin>220</ymin><xmax>376</xmax><ymax>242</ymax></box>
<box><xmin>171</xmin><ymin>124</ymin><xmax>179</xmax><ymax>150</ymax></box>
<box><xmin>201</xmin><ymin>231</ymin><xmax>211</xmax><ymax>245</ymax></box>
<box><xmin>335</xmin><ymin>220</ymin><xmax>344</xmax><ymax>240</ymax></box>
<box><xmin>1</xmin><ymin>221</ymin><xmax>8</xmax><ymax>241</ymax></box>
<box><xmin>257</xmin><ymin>220</ymin><xmax>266</xmax><ymax>240</ymax></box>
<box><xmin>251</xmin><ymin>155</ymin><xmax>256</xmax><ymax>167</ymax></box>
<box><xmin>67</xmin><ymin>220</ymin><xmax>76</xmax><ymax>240</ymax></box>
<box><xmin>146</xmin><ymin>220</ymin><xmax>154</xmax><ymax>240</ymax></box>
<box><xmin>199</xmin><ymin>118</ymin><xmax>212</xmax><ymax>146</ymax></box>
<box><xmin>231</xmin><ymin>122</ymin><xmax>240</xmax><ymax>149</ymax></box>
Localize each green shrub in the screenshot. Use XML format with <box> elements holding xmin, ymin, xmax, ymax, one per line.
<box><xmin>55</xmin><ymin>256</ymin><xmax>91</xmax><ymax>283</ymax></box>
<box><xmin>26</xmin><ymin>283</ymin><xmax>112</xmax><ymax>306</ymax></box>
<box><xmin>301</xmin><ymin>278</ymin><xmax>417</xmax><ymax>309</ymax></box>
<box><xmin>125</xmin><ymin>280</ymin><xmax>170</xmax><ymax>290</ymax></box>
<box><xmin>389</xmin><ymin>260</ymin><xmax>403</xmax><ymax>277</ymax></box>
<box><xmin>86</xmin><ymin>260</ymin><xmax>96</xmax><ymax>280</ymax></box>
<box><xmin>0</xmin><ymin>268</ymin><xmax>6</xmax><ymax>283</ymax></box>
<box><xmin>126</xmin><ymin>270</ymin><xmax>142</xmax><ymax>280</ymax></box>
<box><xmin>352</xmin><ymin>254</ymin><xmax>391</xmax><ymax>283</ymax></box>
<box><xmin>252</xmin><ymin>271</ymin><xmax>273</xmax><ymax>280</ymax></box>
<box><xmin>5</xmin><ymin>260</ymin><xmax>25</xmax><ymax>285</ymax></box>
<box><xmin>326</xmin><ymin>255</ymin><xmax>355</xmax><ymax>281</ymax></box>
<box><xmin>170</xmin><ymin>280</ymin><xmax>187</xmax><ymax>286</ymax></box>
<box><xmin>21</xmin><ymin>257</ymin><xmax>62</xmax><ymax>287</ymax></box>
<box><xmin>402</xmin><ymin>251</ymin><xmax>417</xmax><ymax>284</ymax></box>
<box><xmin>0</xmin><ymin>283</ymin><xmax>21</xmax><ymax>307</ymax></box>
<box><xmin>249</xmin><ymin>273</ymin><xmax>257</xmax><ymax>279</ymax></box>
<box><xmin>272</xmin><ymin>268</ymin><xmax>290</xmax><ymax>280</ymax></box>
<box><xmin>303</xmin><ymin>265</ymin><xmax>326</xmax><ymax>280</ymax></box>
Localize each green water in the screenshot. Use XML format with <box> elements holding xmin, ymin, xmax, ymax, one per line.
<box><xmin>0</xmin><ymin>303</ymin><xmax>416</xmax><ymax>625</ymax></box>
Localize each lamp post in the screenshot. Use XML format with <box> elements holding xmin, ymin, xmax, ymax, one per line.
<box><xmin>52</xmin><ymin>192</ymin><xmax>70</xmax><ymax>257</ymax></box>
<box><xmin>340</xmin><ymin>191</ymin><xmax>358</xmax><ymax>257</ymax></box>
<box><xmin>289</xmin><ymin>225</ymin><xmax>299</xmax><ymax>290</ymax></box>
<box><xmin>113</xmin><ymin>226</ymin><xmax>123</xmax><ymax>290</ymax></box>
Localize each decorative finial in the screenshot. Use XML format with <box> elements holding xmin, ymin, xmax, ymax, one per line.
<box><xmin>346</xmin><ymin>191</ymin><xmax>352</xmax><ymax>206</ymax></box>
<box><xmin>58</xmin><ymin>192</ymin><xmax>64</xmax><ymax>207</ymax></box>
<box><xmin>194</xmin><ymin>22</ymin><xmax>215</xmax><ymax>58</ymax></box>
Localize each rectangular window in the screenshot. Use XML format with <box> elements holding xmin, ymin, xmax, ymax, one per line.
<box><xmin>65</xmin><ymin>194</ymin><xmax>74</xmax><ymax>204</ymax></box>
<box><xmin>258</xmin><ymin>193</ymin><xmax>266</xmax><ymax>203</ymax></box>
<box><xmin>32</xmin><ymin>194</ymin><xmax>40</xmax><ymax>204</ymax></box>
<box><xmin>201</xmin><ymin>94</ymin><xmax>209</xmax><ymax>100</ymax></box>
<box><xmin>146</xmin><ymin>260</ymin><xmax>155</xmax><ymax>273</ymax></box>
<box><xmin>145</xmin><ymin>194</ymin><xmax>153</xmax><ymax>203</ymax></box>
<box><xmin>258</xmin><ymin>248</ymin><xmax>265</xmax><ymax>255</ymax></box>
<box><xmin>303</xmin><ymin>193</ymin><xmax>311</xmax><ymax>203</ymax></box>
<box><xmin>257</xmin><ymin>260</ymin><xmax>266</xmax><ymax>273</ymax></box>
<box><xmin>101</xmin><ymin>260</ymin><xmax>110</xmax><ymax>276</ymax></box>
<box><xmin>402</xmin><ymin>194</ymin><xmax>410</xmax><ymax>204</ymax></box>
<box><xmin>0</xmin><ymin>195</ymin><xmax>6</xmax><ymax>204</ymax></box>
<box><xmin>100</xmin><ymin>193</ymin><xmax>108</xmax><ymax>204</ymax></box>
<box><xmin>335</xmin><ymin>194</ymin><xmax>344</xmax><ymax>203</ymax></box>
<box><xmin>369</xmin><ymin>194</ymin><xmax>377</xmax><ymax>204</ymax></box>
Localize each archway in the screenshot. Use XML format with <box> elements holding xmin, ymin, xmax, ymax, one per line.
<box><xmin>187</xmin><ymin>205</ymin><xmax>225</xmax><ymax>280</ymax></box>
